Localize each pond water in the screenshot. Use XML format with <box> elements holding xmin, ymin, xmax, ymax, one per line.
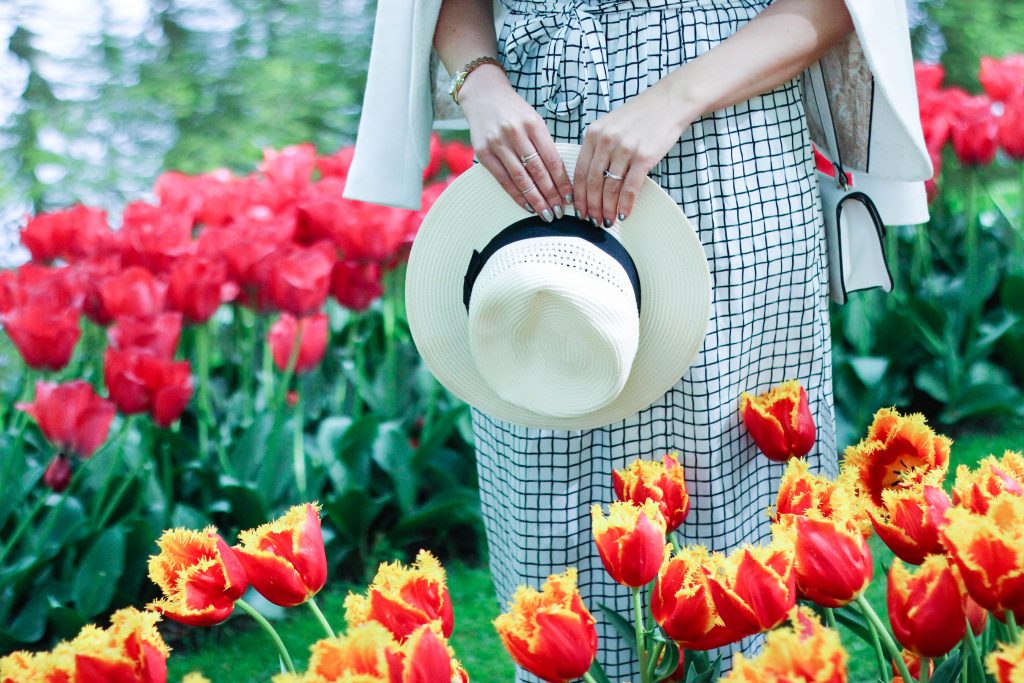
<box><xmin>0</xmin><ymin>0</ymin><xmax>374</xmax><ymax>266</ymax></box>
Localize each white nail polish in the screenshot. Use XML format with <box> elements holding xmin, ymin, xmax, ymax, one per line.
<box><xmin>553</xmin><ymin>205</ymin><xmax>563</xmax><ymax>220</ymax></box>
<box><xmin>542</xmin><ymin>209</ymin><xmax>553</xmax><ymax>223</ymax></box>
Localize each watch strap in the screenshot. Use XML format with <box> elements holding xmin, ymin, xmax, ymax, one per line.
<box><xmin>451</xmin><ymin>56</ymin><xmax>506</xmax><ymax>105</ymax></box>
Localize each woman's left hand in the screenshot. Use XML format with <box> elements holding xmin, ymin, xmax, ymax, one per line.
<box><xmin>572</xmin><ymin>82</ymin><xmax>698</xmax><ymax>227</ymax></box>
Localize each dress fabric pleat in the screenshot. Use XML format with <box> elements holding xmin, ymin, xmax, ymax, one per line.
<box><xmin>471</xmin><ymin>1</ymin><xmax>840</xmax><ymax>679</ymax></box>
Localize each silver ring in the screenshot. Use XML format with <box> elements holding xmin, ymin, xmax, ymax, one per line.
<box><xmin>603</xmin><ymin>169</ymin><xmax>624</xmax><ymax>181</ymax></box>
<box><xmin>518</xmin><ymin>183</ymin><xmax>537</xmax><ymax>194</ymax></box>
<box><xmin>519</xmin><ymin>151</ymin><xmax>540</xmax><ymax>165</ymax></box>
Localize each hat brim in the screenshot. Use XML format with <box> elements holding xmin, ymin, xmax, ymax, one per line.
<box><xmin>406</xmin><ymin>142</ymin><xmax>712</xmax><ymax>430</ymax></box>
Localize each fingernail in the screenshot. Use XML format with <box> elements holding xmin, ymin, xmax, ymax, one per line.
<box><xmin>542</xmin><ymin>209</ymin><xmax>553</xmax><ymax>223</ymax></box>
<box><xmin>618</xmin><ymin>212</ymin><xmax>626</xmax><ymax>221</ymax></box>
<box><xmin>553</xmin><ymin>205</ymin><xmax>563</xmax><ymax>220</ymax></box>
<box><xmin>590</xmin><ymin>217</ymin><xmax>599</xmax><ymax>227</ymax></box>
<box><xmin>564</xmin><ymin>193</ymin><xmax>574</xmax><ymax>204</ymax></box>
<box><xmin>603</xmin><ymin>218</ymin><xmax>611</xmax><ymax>228</ymax></box>
<box><xmin>526</xmin><ymin>203</ymin><xmax>535</xmax><ymax>214</ymax></box>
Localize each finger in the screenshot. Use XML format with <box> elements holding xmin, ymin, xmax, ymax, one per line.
<box><xmin>615</xmin><ymin>161</ymin><xmax>648</xmax><ymax>221</ymax></box>
<box><xmin>601</xmin><ymin>153</ymin><xmax>630</xmax><ymax>227</ymax></box>
<box><xmin>573</xmin><ymin>134</ymin><xmax>595</xmax><ymax>220</ymax></box>
<box><xmin>492</xmin><ymin>143</ymin><xmax>551</xmax><ymax>220</ymax></box>
<box><xmin>586</xmin><ymin>144</ymin><xmax>612</xmax><ymax>227</ymax></box>
<box><xmin>527</xmin><ymin>121</ymin><xmax>574</xmax><ymax>211</ymax></box>
<box><xmin>505</xmin><ymin>126</ymin><xmax>562</xmax><ymax>220</ymax></box>
<box><xmin>477</xmin><ymin>149</ymin><xmax>537</xmax><ymax>214</ymax></box>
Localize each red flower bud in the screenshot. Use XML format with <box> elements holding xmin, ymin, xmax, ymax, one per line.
<box><xmin>267</xmin><ymin>243</ymin><xmax>335</xmax><ymax>316</ymax></box>
<box><xmin>42</xmin><ymin>455</ymin><xmax>72</xmax><ymax>492</ymax></box>
<box><xmin>1</xmin><ymin>303</ymin><xmax>81</xmax><ymax>371</ymax></box>
<box><xmin>18</xmin><ymin>380</ymin><xmax>116</xmax><ymax>458</ymax></box>
<box><xmin>20</xmin><ymin>205</ymin><xmax>109</xmax><ymax>263</ymax></box>
<box><xmin>330</xmin><ymin>260</ymin><xmax>384</xmax><ymax>312</ymax></box>
<box><xmin>591</xmin><ymin>501</ymin><xmax>668</xmax><ymax>587</ymax></box>
<box><xmin>739</xmin><ymin>380</ymin><xmax>816</xmax><ymax>462</ymax></box>
<box><xmin>167</xmin><ymin>254</ymin><xmax>237</xmax><ymax>323</ymax></box>
<box><xmin>108</xmin><ymin>312</ymin><xmax>183</xmax><ymax>358</ymax></box>
<box><xmin>104</xmin><ymin>348</ymin><xmax>194</xmax><ymax>427</ymax></box>
<box><xmin>99</xmin><ymin>266</ymin><xmax>167</xmax><ymax>320</ymax></box>
<box><xmin>888</xmin><ymin>557</ymin><xmax>966</xmax><ymax>657</ymax></box>
<box><xmin>268</xmin><ymin>313</ymin><xmax>329</xmax><ymax>374</ymax></box>
<box><xmin>951</xmin><ymin>95</ymin><xmax>998</xmax><ymax>166</ymax></box>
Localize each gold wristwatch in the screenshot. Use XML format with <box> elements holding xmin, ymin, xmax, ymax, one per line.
<box><xmin>448</xmin><ymin>56</ymin><xmax>506</xmax><ymax>106</ymax></box>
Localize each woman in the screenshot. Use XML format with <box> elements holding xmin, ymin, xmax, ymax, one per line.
<box><xmin>431</xmin><ymin>0</ymin><xmax>850</xmax><ymax>679</ymax></box>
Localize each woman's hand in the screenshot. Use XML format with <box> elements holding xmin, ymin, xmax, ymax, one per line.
<box><xmin>459</xmin><ymin>65</ymin><xmax>574</xmax><ymax>222</ymax></box>
<box><xmin>573</xmin><ymin>82</ymin><xmax>697</xmax><ymax>227</ymax></box>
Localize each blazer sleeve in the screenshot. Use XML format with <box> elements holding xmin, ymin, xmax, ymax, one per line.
<box><xmin>802</xmin><ymin>0</ymin><xmax>932</xmax><ymax>183</ymax></box>
<box><xmin>342</xmin><ymin>0</ymin><xmax>443</xmax><ymax>210</ymax></box>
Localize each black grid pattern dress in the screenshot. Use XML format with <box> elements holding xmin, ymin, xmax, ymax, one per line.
<box><xmin>470</xmin><ymin>0</ymin><xmax>840</xmax><ymax>679</ymax></box>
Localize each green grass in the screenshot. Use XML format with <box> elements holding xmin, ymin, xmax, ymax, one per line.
<box><xmin>167</xmin><ymin>561</ymin><xmax>515</xmax><ymax>682</ymax></box>
<box><xmin>168</xmin><ymin>420</ymin><xmax>1024</xmax><ymax>682</ymax></box>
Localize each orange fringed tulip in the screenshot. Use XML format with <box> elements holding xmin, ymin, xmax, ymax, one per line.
<box><xmin>739</xmin><ymin>380</ymin><xmax>816</xmax><ymax>462</ymax></box>
<box><xmin>147</xmin><ymin>527</ymin><xmax>248</xmax><ymax>626</ymax></box>
<box><xmin>385</xmin><ymin>623</ymin><xmax>468</xmax><ymax>683</ymax></box>
<box><xmin>722</xmin><ymin>606</ymin><xmax>847</xmax><ymax>683</ymax></box>
<box><xmin>704</xmin><ymin>533</ymin><xmax>796</xmax><ymax>634</ymax></box>
<box><xmin>345</xmin><ymin>549</ymin><xmax>455</xmax><ymax>642</ymax></box>
<box><xmin>651</xmin><ymin>545</ymin><xmax>746</xmax><ymax>650</ymax></box>
<box><xmin>234</xmin><ymin>502</ymin><xmax>328</xmax><ymax>607</ymax></box>
<box><xmin>888</xmin><ymin>557</ymin><xmax>966</xmax><ymax>657</ymax></box>
<box><xmin>492</xmin><ymin>568</ymin><xmax>598</xmax><ymax>683</ymax></box>
<box><xmin>0</xmin><ymin>607</ymin><xmax>170</xmax><ymax>683</ymax></box>
<box><xmin>591</xmin><ymin>500</ymin><xmax>667</xmax><ymax>588</ymax></box>
<box><xmin>953</xmin><ymin>450</ymin><xmax>1024</xmax><ymax>514</ymax></box>
<box><xmin>868</xmin><ymin>469</ymin><xmax>951</xmax><ymax>565</ymax></box>
<box><xmin>842</xmin><ymin>407</ymin><xmax>951</xmax><ymax>508</ymax></box>
<box><xmin>771</xmin><ymin>461</ymin><xmax>872</xmax><ymax>536</ymax></box>
<box><xmin>612</xmin><ymin>452</ymin><xmax>690</xmax><ymax>532</ymax></box>
<box><xmin>891</xmin><ymin>650</ymin><xmax>934</xmax><ymax>682</ymax></box>
<box><xmin>988</xmin><ymin>640</ymin><xmax>1024</xmax><ymax>683</ymax></box>
<box><xmin>942</xmin><ymin>493</ymin><xmax>1024</xmax><ymax>617</ymax></box>
<box><xmin>775</xmin><ymin>501</ymin><xmax>872</xmax><ymax>608</ymax></box>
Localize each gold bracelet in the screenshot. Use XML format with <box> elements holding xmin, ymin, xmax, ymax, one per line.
<box><xmin>449</xmin><ymin>56</ymin><xmax>507</xmax><ymax>106</ymax></box>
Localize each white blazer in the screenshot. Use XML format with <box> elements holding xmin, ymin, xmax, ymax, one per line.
<box><xmin>342</xmin><ymin>0</ymin><xmax>933</xmax><ymax>228</ymax></box>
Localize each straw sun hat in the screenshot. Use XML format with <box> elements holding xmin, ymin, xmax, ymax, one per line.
<box><xmin>406</xmin><ymin>142</ymin><xmax>712</xmax><ymax>430</ymax></box>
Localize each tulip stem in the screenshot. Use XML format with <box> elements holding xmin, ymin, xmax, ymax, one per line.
<box><xmin>855</xmin><ymin>593</ymin><xmax>912</xmax><ymax>683</ymax></box>
<box><xmin>382</xmin><ymin>268</ymin><xmax>398</xmax><ymax>418</ymax></box>
<box><xmin>583</xmin><ymin>674</ymin><xmax>600</xmax><ymax>683</ymax></box>
<box><xmin>645</xmin><ymin>640</ymin><xmax>665</xmax><ymax>681</ymax></box>
<box><xmin>633</xmin><ymin>587</ymin><xmax>650</xmax><ymax>683</ymax></box>
<box><xmin>823</xmin><ymin>607</ymin><xmax>837</xmax><ymax>631</ymax></box>
<box><xmin>964</xmin><ymin>617</ymin><xmax>985</xmax><ymax>677</ymax></box>
<box><xmin>919</xmin><ymin>657</ymin><xmax>929</xmax><ymax>683</ymax></box>
<box><xmin>293</xmin><ymin>389</ymin><xmax>306</xmax><ymax>498</ymax></box>
<box><xmin>235</xmin><ymin>598</ymin><xmax>296</xmax><ymax>674</ymax></box>
<box><xmin>1007</xmin><ymin>611</ymin><xmax>1020</xmax><ymax>642</ymax></box>
<box><xmin>307</xmin><ymin>597</ymin><xmax>335</xmax><ymax>638</ymax></box>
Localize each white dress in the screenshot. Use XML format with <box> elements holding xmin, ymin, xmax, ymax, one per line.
<box><xmin>471</xmin><ymin>0</ymin><xmax>840</xmax><ymax>679</ymax></box>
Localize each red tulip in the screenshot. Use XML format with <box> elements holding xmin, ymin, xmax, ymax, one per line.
<box><xmin>868</xmin><ymin>469</ymin><xmax>951</xmax><ymax>564</ymax></box>
<box><xmin>385</xmin><ymin>623</ymin><xmax>462</xmax><ymax>683</ymax></box>
<box><xmin>331</xmin><ymin>260</ymin><xmax>384</xmax><ymax>312</ymax></box>
<box><xmin>914</xmin><ymin>62</ymin><xmax>945</xmax><ymax>93</ymax></box>
<box><xmin>776</xmin><ymin>511</ymin><xmax>872</xmax><ymax>608</ymax></box>
<box><xmin>651</xmin><ymin>545</ymin><xmax>746</xmax><ymax>650</ymax></box>
<box><xmin>20</xmin><ymin>205</ymin><xmax>109</xmax><ymax>263</ymax></box>
<box><xmin>147</xmin><ymin>527</ymin><xmax>248</xmax><ymax>626</ymax></box>
<box><xmin>888</xmin><ymin>557</ymin><xmax>966</xmax><ymax>657</ymax></box>
<box><xmin>315</xmin><ymin>146</ymin><xmax>355</xmax><ymax>180</ymax></box>
<box><xmin>979</xmin><ymin>55</ymin><xmax>1024</xmax><ymax>102</ymax></box>
<box><xmin>234</xmin><ymin>503</ymin><xmax>327</xmax><ymax>607</ymax></box>
<box><xmin>999</xmin><ymin>92</ymin><xmax>1024</xmax><ymax>160</ymax></box>
<box><xmin>108</xmin><ymin>312</ymin><xmax>183</xmax><ymax>358</ymax></box>
<box><xmin>268</xmin><ymin>313</ymin><xmax>329</xmax><ymax>374</ymax></box>
<box><xmin>739</xmin><ymin>380</ymin><xmax>816</xmax><ymax>462</ymax></box>
<box><xmin>444</xmin><ymin>141</ymin><xmax>475</xmax><ymax>176</ymax></box>
<box><xmin>704</xmin><ymin>534</ymin><xmax>796</xmax><ymax>634</ymax></box>
<box><xmin>423</xmin><ymin>133</ymin><xmax>443</xmax><ymax>182</ymax></box>
<box><xmin>2</xmin><ymin>302</ymin><xmax>81</xmax><ymax>371</ymax></box>
<box><xmin>330</xmin><ymin>202</ymin><xmax>412</xmax><ymax>264</ymax></box>
<box><xmin>166</xmin><ymin>254</ymin><xmax>237</xmax><ymax>323</ymax></box>
<box><xmin>76</xmin><ymin>254</ymin><xmax>123</xmax><ymax>324</ymax></box>
<box><xmin>260</xmin><ymin>143</ymin><xmax>317</xmax><ymax>199</ymax></box>
<box><xmin>104</xmin><ymin>348</ymin><xmax>194</xmax><ymax>427</ymax></box>
<box><xmin>612</xmin><ymin>452</ymin><xmax>691</xmax><ymax>532</ymax></box>
<box><xmin>267</xmin><ymin>242</ymin><xmax>335</xmax><ymax>316</ymax></box>
<box><xmin>296</xmin><ymin>177</ymin><xmax>347</xmax><ymax>245</ymax></box>
<box><xmin>17</xmin><ymin>380</ymin><xmax>116</xmax><ymax>457</ymax></box>
<box><xmin>724</xmin><ymin>607</ymin><xmax>848</xmax><ymax>683</ymax></box>
<box><xmin>951</xmin><ymin>95</ymin><xmax>998</xmax><ymax>166</ymax></box>
<box><xmin>591</xmin><ymin>500</ymin><xmax>667</xmax><ymax>587</ymax></box>
<box><xmin>41</xmin><ymin>455</ymin><xmax>72</xmax><ymax>492</ymax></box>
<box><xmin>119</xmin><ymin>201</ymin><xmax>194</xmax><ymax>273</ymax></box>
<box><xmin>100</xmin><ymin>266</ymin><xmax>167</xmax><ymax>320</ymax></box>
<box><xmin>154</xmin><ymin>170</ymin><xmax>205</xmax><ymax>222</ymax></box>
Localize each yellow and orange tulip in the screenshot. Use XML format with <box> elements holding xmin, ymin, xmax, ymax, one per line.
<box><xmin>953</xmin><ymin>450</ymin><xmax>1024</xmax><ymax>514</ymax></box>
<box><xmin>0</xmin><ymin>607</ymin><xmax>170</xmax><ymax>683</ymax></box>
<box><xmin>612</xmin><ymin>452</ymin><xmax>690</xmax><ymax>532</ymax></box>
<box><xmin>650</xmin><ymin>545</ymin><xmax>745</xmax><ymax>650</ymax></box>
<box><xmin>842</xmin><ymin>407</ymin><xmax>951</xmax><ymax>508</ymax></box>
<box><xmin>739</xmin><ymin>380</ymin><xmax>816</xmax><ymax>462</ymax></box>
<box><xmin>492</xmin><ymin>568</ymin><xmax>598</xmax><ymax>683</ymax></box>
<box><xmin>988</xmin><ymin>640</ymin><xmax>1024</xmax><ymax>683</ymax></box>
<box><xmin>705</xmin><ymin>533</ymin><xmax>796</xmax><ymax>635</ymax></box>
<box><xmin>722</xmin><ymin>606</ymin><xmax>847</xmax><ymax>682</ymax></box>
<box><xmin>235</xmin><ymin>502</ymin><xmax>328</xmax><ymax>607</ymax></box>
<box><xmin>147</xmin><ymin>527</ymin><xmax>248</xmax><ymax>626</ymax></box>
<box><xmin>888</xmin><ymin>557</ymin><xmax>966</xmax><ymax>657</ymax></box>
<box><xmin>591</xmin><ymin>500</ymin><xmax>667</xmax><ymax>588</ymax></box>
<box><xmin>345</xmin><ymin>549</ymin><xmax>454</xmax><ymax>642</ymax></box>
<box><xmin>867</xmin><ymin>469</ymin><xmax>951</xmax><ymax>565</ymax></box>
<box><xmin>942</xmin><ymin>493</ymin><xmax>1024</xmax><ymax>616</ymax></box>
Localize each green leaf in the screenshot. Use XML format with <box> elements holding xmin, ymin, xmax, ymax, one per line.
<box><xmin>1</xmin><ymin>591</ymin><xmax>49</xmax><ymax>644</ymax></box>
<box><xmin>72</xmin><ymin>526</ymin><xmax>126</xmax><ymax>618</ymax></box>
<box><xmin>652</xmin><ymin>639</ymin><xmax>681</xmax><ymax>680</ymax></box>
<box><xmin>939</xmin><ymin>381</ymin><xmax>1024</xmax><ymax>423</ymax></box>
<box><xmin>830</xmin><ymin>604</ymin><xmax>874</xmax><ymax>644</ymax></box>
<box><xmin>390</xmin><ymin>492</ymin><xmax>481</xmax><ymax>538</ymax></box>
<box><xmin>323</xmin><ymin>488</ymin><xmax>388</xmax><ymax>543</ymax></box>
<box><xmin>219</xmin><ymin>477</ymin><xmax>268</xmax><ymax>530</ymax></box>
<box><xmin>849</xmin><ymin>356</ymin><xmax>890</xmax><ymax>387</ymax></box>
<box><xmin>597</xmin><ymin>602</ymin><xmax>636</xmax><ymax>649</ymax></box>
<box><xmin>930</xmin><ymin>647</ymin><xmax>964</xmax><ymax>683</ymax></box>
<box><xmin>372</xmin><ymin>420</ymin><xmax>416</xmax><ymax>514</ymax></box>
<box><xmin>587</xmin><ymin>660</ymin><xmax>612</xmax><ymax>683</ymax></box>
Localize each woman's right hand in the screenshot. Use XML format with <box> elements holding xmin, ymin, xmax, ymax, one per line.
<box><xmin>457</xmin><ymin>64</ymin><xmax>574</xmax><ymax>222</ymax></box>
